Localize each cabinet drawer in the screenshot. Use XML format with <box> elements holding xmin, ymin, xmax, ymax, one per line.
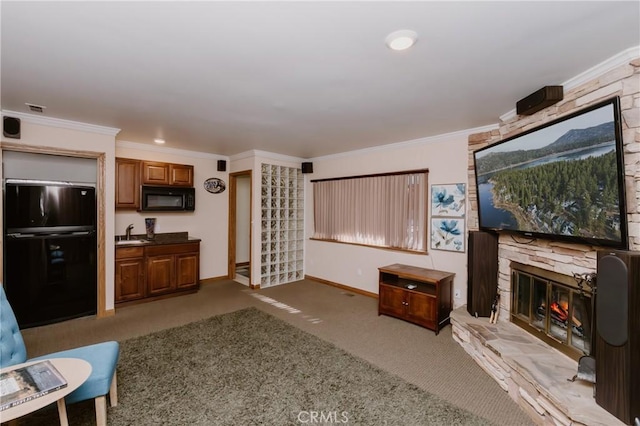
<box><xmin>115</xmin><ymin>246</ymin><xmax>144</xmax><ymax>259</ymax></box>
<box><xmin>145</xmin><ymin>242</ymin><xmax>199</xmax><ymax>256</ymax></box>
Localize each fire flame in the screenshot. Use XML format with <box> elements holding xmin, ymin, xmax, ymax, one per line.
<box><xmin>550</xmin><ymin>301</ymin><xmax>568</xmax><ymax>322</ymax></box>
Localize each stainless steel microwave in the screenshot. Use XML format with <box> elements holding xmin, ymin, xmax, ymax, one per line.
<box><xmin>141</xmin><ymin>185</ymin><xmax>195</xmax><ymax>212</ymax></box>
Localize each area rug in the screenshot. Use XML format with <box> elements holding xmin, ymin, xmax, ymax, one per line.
<box><xmin>23</xmin><ymin>308</ymin><xmax>492</xmax><ymax>425</ymax></box>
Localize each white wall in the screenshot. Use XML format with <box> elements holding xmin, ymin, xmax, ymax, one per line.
<box><xmin>305</xmin><ymin>130</ymin><xmax>480</xmax><ymax>308</ymax></box>
<box><xmin>115</xmin><ymin>142</ymin><xmax>229</xmax><ymax>280</ymax></box>
<box><xmin>3</xmin><ymin>151</ymin><xmax>97</xmax><ymax>183</ymax></box>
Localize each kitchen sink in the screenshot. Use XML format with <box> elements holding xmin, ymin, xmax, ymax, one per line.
<box><xmin>115</xmin><ymin>239</ymin><xmax>149</xmax><ymax>245</ymax></box>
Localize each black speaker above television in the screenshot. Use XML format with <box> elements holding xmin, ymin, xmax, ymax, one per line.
<box><xmin>516</xmin><ymin>86</ymin><xmax>563</xmax><ymax>115</ymax></box>
<box><xmin>473</xmin><ymin>96</ymin><xmax>628</xmax><ymax>249</ymax></box>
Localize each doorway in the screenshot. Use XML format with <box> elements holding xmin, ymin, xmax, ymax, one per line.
<box><xmin>1</xmin><ymin>146</ymin><xmax>108</xmax><ymax>320</ymax></box>
<box><xmin>228</xmin><ymin>171</ymin><xmax>252</xmax><ymax>286</ymax></box>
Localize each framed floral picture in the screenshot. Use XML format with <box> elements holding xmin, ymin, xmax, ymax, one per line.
<box><xmin>430</xmin><ymin>218</ymin><xmax>465</xmax><ymax>252</ymax></box>
<box><xmin>430</xmin><ymin>183</ymin><xmax>466</xmax><ymax>252</ymax></box>
<box><xmin>431</xmin><ymin>183</ymin><xmax>466</xmax><ymax>217</ymax></box>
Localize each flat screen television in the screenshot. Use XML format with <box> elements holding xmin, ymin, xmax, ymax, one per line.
<box><xmin>473</xmin><ymin>96</ymin><xmax>628</xmax><ymax>249</ymax></box>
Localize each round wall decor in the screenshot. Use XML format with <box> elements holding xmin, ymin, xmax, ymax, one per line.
<box><xmin>204</xmin><ymin>177</ymin><xmax>226</xmax><ymax>194</ymax></box>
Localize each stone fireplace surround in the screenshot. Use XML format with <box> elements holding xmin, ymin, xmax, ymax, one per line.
<box><xmin>450</xmin><ymin>308</ymin><xmax>623</xmax><ymax>425</ymax></box>
<box><xmin>458</xmin><ymin>56</ymin><xmax>639</xmax><ymax>425</ymax></box>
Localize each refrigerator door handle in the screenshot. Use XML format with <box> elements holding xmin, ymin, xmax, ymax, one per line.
<box><xmin>70</xmin><ymin>230</ymin><xmax>94</xmax><ymax>236</ymax></box>
<box><xmin>6</xmin><ymin>233</ymin><xmax>36</xmax><ymax>239</ymax></box>
<box><xmin>6</xmin><ymin>230</ymin><xmax>95</xmax><ymax>239</ymax></box>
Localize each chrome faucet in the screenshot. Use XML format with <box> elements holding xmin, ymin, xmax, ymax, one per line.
<box><xmin>125</xmin><ymin>224</ymin><xmax>134</xmax><ymax>240</ymax></box>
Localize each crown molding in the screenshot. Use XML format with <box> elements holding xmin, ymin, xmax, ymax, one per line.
<box><xmin>564</xmin><ymin>46</ymin><xmax>639</xmax><ymax>90</ymax></box>
<box><xmin>230</xmin><ymin>149</ymin><xmax>305</xmax><ymax>163</ymax></box>
<box><xmin>311</xmin><ymin>123</ymin><xmax>499</xmax><ymax>162</ymax></box>
<box><xmin>116</xmin><ymin>140</ymin><xmax>226</xmax><ymax>160</ymax></box>
<box><xmin>500</xmin><ymin>46</ymin><xmax>640</xmax><ymax>122</ymax></box>
<box><xmin>1</xmin><ymin>110</ymin><xmax>120</xmax><ymax>136</ymax></box>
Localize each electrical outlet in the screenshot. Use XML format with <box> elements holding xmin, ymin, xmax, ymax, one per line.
<box><xmin>454</xmin><ymin>289</ymin><xmax>461</xmax><ymax>298</ymax></box>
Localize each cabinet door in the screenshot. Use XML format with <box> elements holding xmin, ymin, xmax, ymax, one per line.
<box><xmin>147</xmin><ymin>255</ymin><xmax>176</xmax><ymax>295</ymax></box>
<box><xmin>406</xmin><ymin>292</ymin><xmax>437</xmax><ymax>329</ymax></box>
<box><xmin>115</xmin><ymin>158</ymin><xmax>141</xmax><ymax>209</ymax></box>
<box><xmin>142</xmin><ymin>161</ymin><xmax>170</xmax><ymax>185</ymax></box>
<box><xmin>115</xmin><ymin>258</ymin><xmax>145</xmax><ymax>302</ymax></box>
<box><xmin>170</xmin><ymin>164</ymin><xmax>194</xmax><ymax>187</ymax></box>
<box><xmin>176</xmin><ymin>252</ymin><xmax>199</xmax><ymax>289</ymax></box>
<box><xmin>379</xmin><ymin>284</ymin><xmax>405</xmax><ymax>317</ymax></box>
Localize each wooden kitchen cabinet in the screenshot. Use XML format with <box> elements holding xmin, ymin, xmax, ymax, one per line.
<box><xmin>176</xmin><ymin>252</ymin><xmax>199</xmax><ymax>289</ymax></box>
<box><xmin>145</xmin><ymin>242</ymin><xmax>200</xmax><ymax>296</ymax></box>
<box><xmin>146</xmin><ymin>254</ymin><xmax>175</xmax><ymax>296</ymax></box>
<box><xmin>142</xmin><ymin>161</ymin><xmax>194</xmax><ymax>187</ymax></box>
<box><xmin>115</xmin><ymin>241</ymin><xmax>200</xmax><ymax>305</ymax></box>
<box><xmin>142</xmin><ymin>161</ymin><xmax>170</xmax><ymax>185</ymax></box>
<box><xmin>378</xmin><ymin>264</ymin><xmax>455</xmax><ymax>334</ymax></box>
<box><xmin>115</xmin><ymin>158</ymin><xmax>141</xmax><ymax>209</ymax></box>
<box><xmin>169</xmin><ymin>164</ymin><xmax>194</xmax><ymax>187</ymax></box>
<box><xmin>116</xmin><ymin>158</ymin><xmax>194</xmax><ymax>209</ymax></box>
<box><xmin>115</xmin><ymin>247</ymin><xmax>145</xmax><ymax>302</ymax></box>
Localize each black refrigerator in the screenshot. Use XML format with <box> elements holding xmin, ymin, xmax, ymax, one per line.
<box><xmin>3</xmin><ymin>179</ymin><xmax>97</xmax><ymax>328</ymax></box>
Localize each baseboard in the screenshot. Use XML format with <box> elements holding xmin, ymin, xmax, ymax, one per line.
<box><xmin>199</xmin><ymin>276</ymin><xmax>230</xmax><ymax>286</ymax></box>
<box><xmin>116</xmin><ymin>288</ymin><xmax>198</xmax><ymax>308</ymax></box>
<box><xmin>249</xmin><ymin>283</ymin><xmax>261</xmax><ymax>290</ymax></box>
<box><xmin>305</xmin><ymin>275</ymin><xmax>377</xmax><ymax>298</ymax></box>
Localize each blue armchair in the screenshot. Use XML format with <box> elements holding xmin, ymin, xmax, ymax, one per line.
<box><xmin>0</xmin><ymin>286</ymin><xmax>119</xmax><ymax>426</ymax></box>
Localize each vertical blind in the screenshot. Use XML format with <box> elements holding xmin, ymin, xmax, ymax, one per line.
<box><xmin>312</xmin><ymin>170</ymin><xmax>428</xmax><ymax>252</ymax></box>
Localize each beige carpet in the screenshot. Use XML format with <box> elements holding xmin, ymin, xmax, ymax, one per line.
<box><xmin>20</xmin><ymin>279</ymin><xmax>533</xmax><ymax>425</ymax></box>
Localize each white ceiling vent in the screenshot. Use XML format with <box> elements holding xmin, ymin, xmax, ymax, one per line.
<box><xmin>25</xmin><ymin>103</ymin><xmax>46</xmax><ymax>113</ymax></box>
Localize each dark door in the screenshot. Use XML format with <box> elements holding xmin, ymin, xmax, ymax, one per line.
<box><xmin>4</xmin><ymin>233</ymin><xmax>97</xmax><ymax>328</ymax></box>
<box><xmin>5</xmin><ymin>182</ymin><xmax>96</xmax><ymax>233</ymax></box>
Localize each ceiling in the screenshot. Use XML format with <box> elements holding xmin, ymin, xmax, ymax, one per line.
<box><xmin>2</xmin><ymin>2</ymin><xmax>639</xmax><ymax>159</ymax></box>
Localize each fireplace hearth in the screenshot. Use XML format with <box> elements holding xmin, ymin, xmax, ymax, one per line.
<box><xmin>510</xmin><ymin>262</ymin><xmax>594</xmax><ymax>361</ymax></box>
<box><xmin>450</xmin><ymin>307</ymin><xmax>624</xmax><ymax>425</ymax></box>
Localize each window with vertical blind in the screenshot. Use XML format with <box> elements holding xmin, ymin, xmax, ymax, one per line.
<box><xmin>312</xmin><ymin>169</ymin><xmax>428</xmax><ymax>253</ymax></box>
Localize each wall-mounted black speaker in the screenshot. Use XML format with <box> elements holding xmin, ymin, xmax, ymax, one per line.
<box><xmin>595</xmin><ymin>249</ymin><xmax>639</xmax><ymax>425</ymax></box>
<box><xmin>3</xmin><ymin>116</ymin><xmax>21</xmax><ymax>139</ymax></box>
<box><xmin>516</xmin><ymin>86</ymin><xmax>563</xmax><ymax>115</ymax></box>
<box><xmin>217</xmin><ymin>160</ymin><xmax>226</xmax><ymax>172</ymax></box>
<box><xmin>301</xmin><ymin>162</ymin><xmax>313</xmax><ymax>174</ymax></box>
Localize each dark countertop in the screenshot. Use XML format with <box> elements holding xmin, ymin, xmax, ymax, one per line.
<box><xmin>115</xmin><ymin>232</ymin><xmax>200</xmax><ymax>247</ymax></box>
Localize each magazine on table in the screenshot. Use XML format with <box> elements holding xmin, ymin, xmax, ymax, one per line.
<box><xmin>0</xmin><ymin>360</ymin><xmax>68</xmax><ymax>411</ymax></box>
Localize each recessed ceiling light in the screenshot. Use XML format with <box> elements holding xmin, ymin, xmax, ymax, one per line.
<box><xmin>385</xmin><ymin>30</ymin><xmax>418</xmax><ymax>51</ymax></box>
<box><xmin>154</xmin><ymin>138</ymin><xmax>165</xmax><ymax>144</ymax></box>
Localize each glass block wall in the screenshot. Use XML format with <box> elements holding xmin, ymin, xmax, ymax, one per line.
<box><xmin>260</xmin><ymin>163</ymin><xmax>304</xmax><ymax>287</ymax></box>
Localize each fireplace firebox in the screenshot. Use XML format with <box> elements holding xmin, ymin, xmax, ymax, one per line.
<box><xmin>510</xmin><ymin>262</ymin><xmax>593</xmax><ymax>361</ymax></box>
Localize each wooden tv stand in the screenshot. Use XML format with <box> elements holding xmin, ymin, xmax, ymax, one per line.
<box><xmin>378</xmin><ymin>264</ymin><xmax>455</xmax><ymax>334</ymax></box>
